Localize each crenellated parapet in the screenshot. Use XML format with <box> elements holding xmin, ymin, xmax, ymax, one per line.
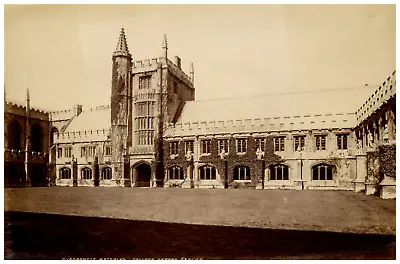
<box><xmin>95</xmin><ymin>105</ymin><xmax>110</xmax><ymax>110</ymax></box>
<box><xmin>356</xmin><ymin>71</ymin><xmax>396</xmax><ymax>123</ymax></box>
<box><xmin>5</xmin><ymin>100</ymin><xmax>49</xmax><ymax>121</ymax></box>
<box><xmin>50</xmin><ymin>109</ymin><xmax>74</xmax><ymax>121</ymax></box>
<box><xmin>165</xmin><ymin>113</ymin><xmax>357</xmax><ymax>137</ymax></box>
<box><xmin>132</xmin><ymin>58</ymin><xmax>162</xmax><ymax>73</ymax></box>
<box><xmin>55</xmin><ymin>129</ymin><xmax>111</xmax><ymax>144</ymax></box>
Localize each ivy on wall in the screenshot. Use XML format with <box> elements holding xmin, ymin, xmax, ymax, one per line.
<box><xmin>366</xmin><ymin>151</ymin><xmax>380</xmax><ymax>184</ymax></box>
<box><xmin>378</xmin><ymin>144</ymin><xmax>396</xmax><ymax>180</ymax></box>
<box><xmin>162</xmin><ymin>135</ymin><xmax>283</xmax><ymax>189</ymax></box>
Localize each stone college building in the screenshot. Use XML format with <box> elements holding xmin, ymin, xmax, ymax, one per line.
<box><xmin>4</xmin><ymin>29</ymin><xmax>396</xmax><ymax>198</ymax></box>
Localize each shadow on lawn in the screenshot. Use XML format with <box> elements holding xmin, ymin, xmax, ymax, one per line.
<box><xmin>4</xmin><ymin>211</ymin><xmax>395</xmax><ymax>260</ymax></box>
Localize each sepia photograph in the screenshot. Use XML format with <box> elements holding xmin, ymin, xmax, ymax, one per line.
<box><xmin>3</xmin><ymin>2</ymin><xmax>396</xmax><ymax>260</ymax></box>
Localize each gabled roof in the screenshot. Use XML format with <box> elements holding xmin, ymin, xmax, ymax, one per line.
<box><xmin>64</xmin><ymin>106</ymin><xmax>110</xmax><ymax>133</ymax></box>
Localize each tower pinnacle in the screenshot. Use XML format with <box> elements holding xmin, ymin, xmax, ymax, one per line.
<box><xmin>26</xmin><ymin>88</ymin><xmax>30</xmax><ymax>101</ymax></box>
<box><xmin>113</xmin><ymin>28</ymin><xmax>131</xmax><ymax>58</ymax></box>
<box><xmin>190</xmin><ymin>62</ymin><xmax>194</xmax><ymax>84</ymax></box>
<box><xmin>162</xmin><ymin>34</ymin><xmax>168</xmax><ymax>58</ymax></box>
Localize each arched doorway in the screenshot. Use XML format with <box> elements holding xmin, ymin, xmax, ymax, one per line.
<box><xmin>132</xmin><ymin>162</ymin><xmax>152</xmax><ymax>187</ymax></box>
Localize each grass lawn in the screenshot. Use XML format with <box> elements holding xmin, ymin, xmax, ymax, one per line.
<box><xmin>4</xmin><ymin>187</ymin><xmax>396</xmax><ymax>235</ymax></box>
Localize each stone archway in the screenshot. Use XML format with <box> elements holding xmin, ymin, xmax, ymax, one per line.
<box><xmin>131</xmin><ymin>161</ymin><xmax>152</xmax><ymax>187</ymax></box>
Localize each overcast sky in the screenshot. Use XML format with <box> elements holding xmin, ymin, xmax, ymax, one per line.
<box><xmin>4</xmin><ymin>4</ymin><xmax>396</xmax><ymax>112</ymax></box>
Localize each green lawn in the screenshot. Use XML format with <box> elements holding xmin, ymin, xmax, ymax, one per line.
<box><xmin>4</xmin><ymin>187</ymin><xmax>396</xmax><ymax>235</ymax></box>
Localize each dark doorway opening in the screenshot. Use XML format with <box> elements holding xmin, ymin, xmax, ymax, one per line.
<box><xmin>30</xmin><ymin>164</ymin><xmax>47</xmax><ymax>187</ymax></box>
<box><xmin>136</xmin><ymin>163</ymin><xmax>151</xmax><ymax>187</ymax></box>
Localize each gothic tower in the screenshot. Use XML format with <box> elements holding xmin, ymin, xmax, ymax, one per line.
<box><xmin>111</xmin><ymin>28</ymin><xmax>133</xmax><ymax>186</ymax></box>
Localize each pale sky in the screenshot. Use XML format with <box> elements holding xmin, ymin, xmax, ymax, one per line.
<box><xmin>4</xmin><ymin>4</ymin><xmax>396</xmax><ymax>112</ymax></box>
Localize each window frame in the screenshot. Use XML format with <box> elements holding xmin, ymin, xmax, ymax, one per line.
<box><xmin>102</xmin><ymin>167</ymin><xmax>112</xmax><ymax>180</ymax></box>
<box><xmin>293</xmin><ymin>135</ymin><xmax>305</xmax><ymax>151</ymax></box>
<box><xmin>336</xmin><ymin>134</ymin><xmax>348</xmax><ymax>150</ymax></box>
<box><xmin>199</xmin><ymin>165</ymin><xmax>217</xmax><ymax>180</ymax></box>
<box><xmin>315</xmin><ymin>135</ymin><xmax>327</xmax><ymax>151</ymax></box>
<box><xmin>234</xmin><ymin>166</ymin><xmax>251</xmax><ymax>181</ymax></box>
<box><xmin>218</xmin><ymin>139</ymin><xmax>229</xmax><ymax>154</ymax></box>
<box><xmin>169</xmin><ymin>141</ymin><xmax>179</xmax><ymax>156</ymax></box>
<box><xmin>201</xmin><ymin>139</ymin><xmax>212</xmax><ymax>155</ymax></box>
<box><xmin>273</xmin><ymin>137</ymin><xmax>285</xmax><ymax>152</ymax></box>
<box><xmin>57</xmin><ymin>147</ymin><xmax>63</xmax><ymax>158</ymax></box>
<box><xmin>105</xmin><ymin>145</ymin><xmax>112</xmax><ymax>156</ymax></box>
<box><xmin>185</xmin><ymin>140</ymin><xmax>194</xmax><ymax>154</ymax></box>
<box><xmin>81</xmin><ymin>167</ymin><xmax>92</xmax><ymax>180</ymax></box>
<box><xmin>312</xmin><ymin>164</ymin><xmax>334</xmax><ymax>181</ymax></box>
<box><xmin>255</xmin><ymin>137</ymin><xmax>266</xmax><ymax>152</ymax></box>
<box><xmin>168</xmin><ymin>166</ymin><xmax>184</xmax><ymax>180</ymax></box>
<box><xmin>60</xmin><ymin>167</ymin><xmax>71</xmax><ymax>180</ymax></box>
<box><xmin>236</xmin><ymin>138</ymin><xmax>247</xmax><ymax>154</ymax></box>
<box><xmin>269</xmin><ymin>164</ymin><xmax>290</xmax><ymax>181</ymax></box>
<box><xmin>138</xmin><ymin>75</ymin><xmax>152</xmax><ymax>89</ymax></box>
<box><xmin>64</xmin><ymin>146</ymin><xmax>72</xmax><ymax>158</ymax></box>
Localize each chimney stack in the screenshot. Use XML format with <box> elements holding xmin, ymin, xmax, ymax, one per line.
<box><xmin>73</xmin><ymin>104</ymin><xmax>83</xmax><ymax>116</ymax></box>
<box><xmin>174</xmin><ymin>56</ymin><xmax>181</xmax><ymax>69</ymax></box>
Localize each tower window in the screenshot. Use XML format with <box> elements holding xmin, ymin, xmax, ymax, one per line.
<box><xmin>139</xmin><ymin>76</ymin><xmax>151</xmax><ymax>89</ymax></box>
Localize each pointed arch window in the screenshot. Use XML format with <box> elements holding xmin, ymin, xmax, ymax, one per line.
<box><xmin>312</xmin><ymin>164</ymin><xmax>334</xmax><ymax>180</ymax></box>
<box><xmin>102</xmin><ymin>167</ymin><xmax>112</xmax><ymax>180</ymax></box>
<box><xmin>60</xmin><ymin>167</ymin><xmax>71</xmax><ymax>180</ymax></box>
<box><xmin>199</xmin><ymin>165</ymin><xmax>217</xmax><ymax>180</ymax></box>
<box><xmin>269</xmin><ymin>164</ymin><xmax>289</xmax><ymax>180</ymax></box>
<box><xmin>168</xmin><ymin>166</ymin><xmax>184</xmax><ymax>180</ymax></box>
<box><xmin>234</xmin><ymin>166</ymin><xmax>251</xmax><ymax>181</ymax></box>
<box><xmin>81</xmin><ymin>167</ymin><xmax>92</xmax><ymax>180</ymax></box>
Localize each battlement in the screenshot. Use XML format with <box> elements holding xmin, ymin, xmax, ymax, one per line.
<box><xmin>131</xmin><ymin>57</ymin><xmax>194</xmax><ymax>88</ymax></box>
<box><xmin>54</xmin><ymin>129</ymin><xmax>111</xmax><ymax>144</ymax></box>
<box><xmin>165</xmin><ymin>113</ymin><xmax>357</xmax><ymax>137</ymax></box>
<box><xmin>95</xmin><ymin>105</ymin><xmax>110</xmax><ymax>110</ymax></box>
<box><xmin>50</xmin><ymin>108</ymin><xmax>74</xmax><ymax>121</ymax></box>
<box><xmin>5</xmin><ymin>100</ymin><xmax>50</xmax><ymax>121</ymax></box>
<box><xmin>132</xmin><ymin>57</ymin><xmax>163</xmax><ymax>73</ymax></box>
<box><xmin>356</xmin><ymin>71</ymin><xmax>396</xmax><ymax>123</ymax></box>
